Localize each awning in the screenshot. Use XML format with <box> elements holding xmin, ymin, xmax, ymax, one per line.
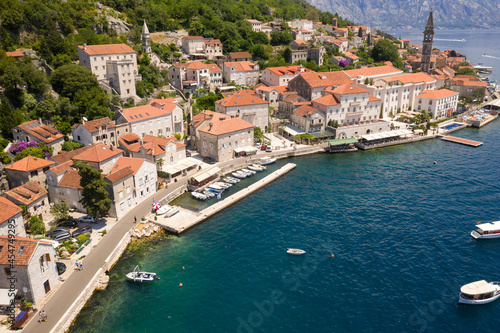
<box><xmin>163</xmin><ymin>161</ymin><xmax>199</xmax><ymax>175</ymax></box>
<box><xmin>192</xmin><ymin>166</ymin><xmax>221</xmax><ymax>183</ymax></box>
<box><xmin>329</xmin><ymin>138</ymin><xmax>358</xmax><ymax>146</ymax></box>
<box><xmin>0</xmin><ymin>288</ymin><xmax>17</xmax><ymax>306</ymax></box>
<box><xmin>283</xmin><ymin>125</ymin><xmax>305</xmax><ymax>136</ymax></box>
<box><xmin>361</xmin><ymin>129</ymin><xmax>413</xmax><ymax>141</ymax></box>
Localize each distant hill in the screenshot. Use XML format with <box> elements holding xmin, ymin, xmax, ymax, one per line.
<box><xmin>306</xmin><ymin>0</ymin><xmax>500</xmax><ymax>30</ymax></box>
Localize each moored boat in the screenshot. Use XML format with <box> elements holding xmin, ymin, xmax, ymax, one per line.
<box><xmin>126</xmin><ymin>265</ymin><xmax>160</xmax><ymax>282</ymax></box>
<box><xmin>209</xmin><ymin>184</ymin><xmax>224</xmax><ymax>191</ymax></box>
<box><xmin>232</xmin><ymin>172</ymin><xmax>246</xmax><ymax>179</ymax></box>
<box><xmin>259</xmin><ymin>156</ymin><xmax>276</xmax><ymax>165</ymax></box>
<box><xmin>165</xmin><ymin>206</ymin><xmax>180</xmax><ymax>217</ymax></box>
<box><xmin>252</xmin><ymin>164</ymin><xmax>266</xmax><ymax>170</ymax></box>
<box><xmin>241</xmin><ymin>168</ymin><xmax>256</xmax><ymax>175</ymax></box>
<box><xmin>459</xmin><ymin>280</ymin><xmax>500</xmax><ymax>304</ymax></box>
<box><xmin>286</xmin><ymin>248</ymin><xmax>306</xmax><ymax>255</ymax></box>
<box><xmin>156</xmin><ymin>205</ymin><xmax>171</xmax><ymax>215</ymax></box>
<box><xmin>247</xmin><ymin>165</ymin><xmax>263</xmax><ymax>172</ymax></box>
<box><xmin>471</xmin><ymin>221</ymin><xmax>500</xmax><ymax>239</ymax></box>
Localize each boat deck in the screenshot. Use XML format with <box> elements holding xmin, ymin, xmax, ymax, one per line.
<box><xmin>441</xmin><ymin>136</ymin><xmax>483</xmax><ymax>147</ymax></box>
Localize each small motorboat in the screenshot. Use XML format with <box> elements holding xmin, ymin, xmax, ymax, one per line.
<box><xmin>259</xmin><ymin>157</ymin><xmax>276</xmax><ymax>165</ymax></box>
<box><xmin>165</xmin><ymin>206</ymin><xmax>180</xmax><ymax>217</ymax></box>
<box><xmin>209</xmin><ymin>184</ymin><xmax>224</xmax><ymax>191</ymax></box>
<box><xmin>203</xmin><ymin>190</ymin><xmax>215</xmax><ymax>198</ymax></box>
<box><xmin>253</xmin><ymin>164</ymin><xmax>266</xmax><ymax>170</ymax></box>
<box><xmin>471</xmin><ymin>221</ymin><xmax>500</xmax><ymax>239</ymax></box>
<box><xmin>156</xmin><ymin>205</ymin><xmax>170</xmax><ymax>215</ymax></box>
<box><xmin>248</xmin><ymin>165</ymin><xmax>263</xmax><ymax>172</ymax></box>
<box><xmin>459</xmin><ymin>280</ymin><xmax>500</xmax><ymax>304</ymax></box>
<box><xmin>215</xmin><ymin>182</ymin><xmax>231</xmax><ymax>188</ymax></box>
<box><xmin>232</xmin><ymin>172</ymin><xmax>246</xmax><ymax>179</ymax></box>
<box><xmin>126</xmin><ymin>265</ymin><xmax>160</xmax><ymax>282</ymax></box>
<box><xmin>228</xmin><ymin>176</ymin><xmax>241</xmax><ymax>182</ymax></box>
<box><xmin>241</xmin><ymin>168</ymin><xmax>256</xmax><ymax>175</ymax></box>
<box><xmin>224</xmin><ymin>178</ymin><xmax>238</xmax><ymax>184</ymax></box>
<box><xmin>191</xmin><ymin>192</ymin><xmax>208</xmax><ymax>200</ymax></box>
<box><xmin>287</xmin><ymin>248</ymin><xmax>306</xmax><ymax>255</ymax></box>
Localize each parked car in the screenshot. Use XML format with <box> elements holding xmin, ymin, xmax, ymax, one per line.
<box><xmin>202</xmin><ymin>156</ymin><xmax>216</xmax><ymax>164</ymax></box>
<box><xmin>47</xmin><ymin>227</ymin><xmax>70</xmax><ymax>237</ymax></box>
<box><xmin>72</xmin><ymin>226</ymin><xmax>92</xmax><ymax>238</ymax></box>
<box><xmin>260</xmin><ymin>144</ymin><xmax>267</xmax><ymax>151</ymax></box>
<box><xmin>78</xmin><ymin>215</ymin><xmax>95</xmax><ymax>223</ymax></box>
<box><xmin>56</xmin><ymin>262</ymin><xmax>66</xmax><ymax>275</ymax></box>
<box><xmin>53</xmin><ymin>232</ymin><xmax>71</xmax><ymax>242</ymax></box>
<box><xmin>58</xmin><ymin>219</ymin><xmax>78</xmax><ymax>228</ymax></box>
<box><xmin>266</xmin><ymin>146</ymin><xmax>273</xmax><ymax>152</ymax></box>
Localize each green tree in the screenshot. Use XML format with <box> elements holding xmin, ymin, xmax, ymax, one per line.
<box><xmin>305</xmin><ymin>10</ymin><xmax>319</xmax><ymax>23</ymax></box>
<box><xmin>358</xmin><ymin>28</ymin><xmax>363</xmax><ymax>37</ymax></box>
<box><xmin>50</xmin><ymin>64</ymin><xmax>100</xmax><ymax>100</ymax></box>
<box><xmin>371</xmin><ymin>39</ymin><xmax>403</xmax><ymax>68</ymax></box>
<box><xmin>157</xmin><ymin>158</ymin><xmax>164</xmax><ymax>169</ymax></box>
<box><xmin>51</xmin><ymin>202</ymin><xmax>70</xmax><ymax>222</ymax></box>
<box><xmin>56</xmin><ymin>122</ymin><xmax>72</xmax><ymax>135</ymax></box>
<box><xmin>0</xmin><ymin>94</ymin><xmax>24</xmax><ymax>138</ymax></box>
<box><xmin>471</xmin><ymin>88</ymin><xmax>486</xmax><ymax>103</ymax></box>
<box><xmin>62</xmin><ymin>141</ymin><xmax>84</xmax><ymax>151</ymax></box>
<box><xmin>73</xmin><ymin>160</ymin><xmax>112</xmax><ymax>220</ymax></box>
<box><xmin>28</xmin><ymin>215</ymin><xmax>46</xmax><ymax>235</ymax></box>
<box><xmin>270</xmin><ymin>31</ymin><xmax>294</xmax><ymax>46</ymax></box>
<box><xmin>456</xmin><ymin>68</ymin><xmax>476</xmax><ymax>76</ymax></box>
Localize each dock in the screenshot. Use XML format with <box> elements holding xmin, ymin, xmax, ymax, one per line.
<box><xmin>152</xmin><ymin>163</ymin><xmax>297</xmax><ymax>234</ymax></box>
<box><xmin>441</xmin><ymin>136</ymin><xmax>483</xmax><ymax>147</ymax></box>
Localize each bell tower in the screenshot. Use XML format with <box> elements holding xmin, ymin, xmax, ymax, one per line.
<box><xmin>421</xmin><ymin>11</ymin><xmax>434</xmax><ymax>73</ymax></box>
<box><xmin>142</xmin><ymin>20</ymin><xmax>151</xmax><ymax>56</ymax></box>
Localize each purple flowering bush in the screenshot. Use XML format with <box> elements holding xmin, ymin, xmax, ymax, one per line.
<box><xmin>10</xmin><ymin>140</ymin><xmax>54</xmax><ymax>162</ymax></box>
<box><xmin>9</xmin><ymin>141</ymin><xmax>38</xmax><ymax>154</ymax></box>
<box><xmin>338</xmin><ymin>59</ymin><xmax>350</xmax><ymax>68</ymax></box>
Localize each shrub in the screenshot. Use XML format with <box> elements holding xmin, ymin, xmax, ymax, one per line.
<box><xmin>28</xmin><ymin>216</ymin><xmax>46</xmax><ymax>235</ymax></box>
<box><xmin>62</xmin><ymin>141</ymin><xmax>84</xmax><ymax>151</ymax></box>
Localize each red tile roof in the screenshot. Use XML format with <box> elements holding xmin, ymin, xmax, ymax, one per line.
<box><xmin>296</xmin><ymin>71</ymin><xmax>351</xmax><ymax>88</ymax></box>
<box><xmin>313</xmin><ymin>94</ymin><xmax>340</xmax><ymax>106</ymax></box>
<box><xmin>6</xmin><ymin>51</ymin><xmax>24</xmax><ymax>57</ymax></box>
<box><xmin>215</xmin><ymin>90</ymin><xmax>269</xmax><ymax>107</ymax></box>
<box><xmin>0</xmin><ymin>197</ymin><xmax>22</xmax><ymax>222</ymax></box>
<box><xmin>49</xmin><ymin>160</ymin><xmax>73</xmax><ymax>175</ymax></box>
<box><xmin>256</xmin><ymin>85</ymin><xmax>288</xmax><ymax>94</ymax></box>
<box><xmin>110</xmin><ymin>157</ymin><xmax>146</xmax><ymax>176</ymax></box>
<box><xmin>16</xmin><ymin>120</ymin><xmax>64</xmax><ymax>144</ymax></box>
<box><xmin>0</xmin><ymin>236</ymin><xmax>53</xmax><ymax>266</ymax></box>
<box><xmin>119</xmin><ymin>134</ymin><xmax>185</xmax><ymax>156</ymax></box>
<box><xmin>385</xmin><ymin>72</ymin><xmax>436</xmax><ymax>84</ymax></box>
<box><xmin>191</xmin><ymin>111</ymin><xmax>230</xmax><ymax>129</ymax></box>
<box><xmin>72</xmin><ymin>143</ymin><xmax>123</xmax><ymax>163</ymax></box>
<box><xmin>207</xmin><ymin>64</ymin><xmax>222</xmax><ymax>73</ymax></box>
<box><xmin>224</xmin><ymin>61</ymin><xmax>258</xmax><ymax>72</ymax></box>
<box><xmin>332</xmin><ymin>83</ymin><xmax>369</xmax><ymax>95</ymax></box>
<box><xmin>294</xmin><ymin>105</ymin><xmax>318</xmax><ymax>117</ymax></box>
<box><xmin>4</xmin><ymin>156</ymin><xmax>54</xmax><ymax>172</ymax></box>
<box><xmin>104</xmin><ymin>167</ymin><xmax>134</xmax><ymax>183</ymax></box>
<box><xmin>418</xmin><ymin>89</ymin><xmax>459</xmax><ymax>99</ymax></box>
<box><xmin>58</xmin><ymin>170</ymin><xmax>82</xmax><ymax>189</ymax></box>
<box><xmin>199</xmin><ymin>117</ymin><xmax>254</xmax><ymax>136</ymax></box>
<box><xmin>73</xmin><ymin>117</ymin><xmax>116</xmax><ymax>133</ymax></box>
<box><xmin>265</xmin><ymin>65</ymin><xmax>311</xmax><ymax>76</ymax></box>
<box><xmin>5</xmin><ymin>181</ymin><xmax>47</xmax><ymax>205</ymax></box>
<box><xmin>78</xmin><ymin>44</ymin><xmax>136</xmax><ymax>55</ymax></box>
<box><xmin>120</xmin><ymin>100</ymin><xmax>179</xmax><ymax>123</ymax></box>
<box><xmin>229</xmin><ymin>52</ymin><xmax>252</xmax><ymax>59</ymax></box>
<box><xmin>204</xmin><ymin>39</ymin><xmax>222</xmax><ymax>47</ymax></box>
<box><xmin>343</xmin><ymin>65</ymin><xmax>402</xmax><ymax>79</ymax></box>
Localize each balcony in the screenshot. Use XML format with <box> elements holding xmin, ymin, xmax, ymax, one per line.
<box><xmin>350</xmin><ymin>101</ymin><xmax>361</xmax><ymax>107</ymax></box>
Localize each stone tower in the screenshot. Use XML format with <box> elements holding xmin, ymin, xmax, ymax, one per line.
<box><xmin>142</xmin><ymin>20</ymin><xmax>151</xmax><ymax>56</ymax></box>
<box><xmin>421</xmin><ymin>11</ymin><xmax>434</xmax><ymax>73</ymax></box>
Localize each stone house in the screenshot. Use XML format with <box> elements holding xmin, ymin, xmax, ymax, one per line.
<box><xmin>288</xmin><ymin>71</ymin><xmax>351</xmax><ymax>101</ymax></box>
<box><xmin>181</xmin><ymin>36</ymin><xmax>205</xmax><ymax>55</ymax></box>
<box><xmin>5</xmin><ymin>181</ymin><xmax>50</xmax><ymax>222</ymax></box>
<box><xmin>261</xmin><ymin>65</ymin><xmax>310</xmax><ymax>87</ymax></box>
<box><xmin>290</xmin><ymin>105</ymin><xmax>326</xmax><ymax>133</ymax></box>
<box><xmin>289</xmin><ymin>19</ymin><xmax>313</xmax><ymax>31</ymax></box>
<box><xmin>118</xmin><ymin>133</ymin><xmax>186</xmax><ymax>166</ymax></box>
<box><xmin>0</xmin><ymin>236</ymin><xmax>59</xmax><ymax>304</ymax></box>
<box><xmin>109</xmin><ymin>157</ymin><xmax>157</xmax><ymax>205</ymax></box>
<box><xmin>48</xmin><ymin>169</ymin><xmax>85</xmax><ymax>213</ymax></box>
<box><xmin>0</xmin><ymin>197</ymin><xmax>26</xmax><ymax>237</ymax></box>
<box><xmin>246</xmin><ymin>19</ymin><xmax>262</xmax><ymax>32</ymax></box>
<box><xmin>445</xmin><ymin>75</ymin><xmax>487</xmax><ymax>100</ymax></box>
<box><xmin>215</xmin><ymin>89</ymin><xmax>270</xmax><ymax>131</ymax></box>
<box><xmin>204</xmin><ymin>39</ymin><xmax>224</xmax><ymax>60</ymax></box>
<box><xmin>77</xmin><ymin>44</ymin><xmax>141</xmax><ymax>99</ymax></box>
<box><xmin>51</xmin><ymin>143</ymin><xmax>124</xmax><ymax>174</ymax></box>
<box><xmin>190</xmin><ymin>111</ymin><xmax>231</xmax><ymax>152</ymax></box>
<box><xmin>4</xmin><ymin>156</ymin><xmax>55</xmax><ymax>189</ymax></box>
<box><xmin>416</xmin><ymin>89</ymin><xmax>459</xmax><ymax>119</ymax></box>
<box><xmin>12</xmin><ymin>120</ymin><xmax>64</xmax><ymax>155</ymax></box>
<box><xmin>198</xmin><ymin>117</ymin><xmax>254</xmax><ymax>162</ymax></box>
<box><xmin>254</xmin><ymin>85</ymin><xmax>288</xmax><ymax>108</ymax></box>
<box><xmin>71</xmin><ymin>117</ymin><xmax>129</xmax><ymax>147</ymax></box>
<box><xmin>222</xmin><ymin>61</ymin><xmax>260</xmax><ymax>85</ymax></box>
<box><xmin>228</xmin><ymin>52</ymin><xmax>252</xmax><ymax>62</ymax></box>
<box><xmin>104</xmin><ymin>167</ymin><xmax>135</xmax><ymax>220</ymax></box>
<box><xmin>168</xmin><ymin>61</ymin><xmax>223</xmax><ymax>92</ymax></box>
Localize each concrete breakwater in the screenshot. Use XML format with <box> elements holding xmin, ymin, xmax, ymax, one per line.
<box><xmin>152</xmin><ymin>163</ymin><xmax>297</xmax><ymax>234</ymax></box>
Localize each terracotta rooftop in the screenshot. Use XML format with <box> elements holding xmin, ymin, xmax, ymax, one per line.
<box><xmin>0</xmin><ymin>197</ymin><xmax>22</xmax><ymax>222</ymax></box>
<box><xmin>72</xmin><ymin>143</ymin><xmax>123</xmax><ymax>163</ymax></box>
<box><xmin>5</xmin><ymin>181</ymin><xmax>47</xmax><ymax>205</ymax></box>
<box><xmin>16</xmin><ymin>120</ymin><xmax>63</xmax><ymax>144</ymax></box>
<box><xmin>191</xmin><ymin>111</ymin><xmax>230</xmax><ymax>129</ymax></box>
<box><xmin>332</xmin><ymin>83</ymin><xmax>369</xmax><ymax>95</ymax></box>
<box><xmin>49</xmin><ymin>160</ymin><xmax>73</xmax><ymax>175</ymax></box>
<box><xmin>0</xmin><ymin>236</ymin><xmax>53</xmax><ymax>266</ymax></box>
<box><xmin>120</xmin><ymin>100</ymin><xmax>178</xmax><ymax>123</ymax></box>
<box><xmin>296</xmin><ymin>71</ymin><xmax>351</xmax><ymax>88</ymax></box>
<box><xmin>313</xmin><ymin>94</ymin><xmax>340</xmax><ymax>106</ymax></box>
<box><xmin>78</xmin><ymin>44</ymin><xmax>136</xmax><ymax>55</ymax></box>
<box><xmin>6</xmin><ymin>50</ymin><xmax>24</xmax><ymax>57</ymax></box>
<box><xmin>199</xmin><ymin>117</ymin><xmax>254</xmax><ymax>136</ymax></box>
<box><xmin>229</xmin><ymin>52</ymin><xmax>252</xmax><ymax>59</ymax></box>
<box><xmin>294</xmin><ymin>105</ymin><xmax>318</xmax><ymax>117</ymax></box>
<box><xmin>255</xmin><ymin>85</ymin><xmax>288</xmax><ymax>94</ymax></box>
<box><xmin>119</xmin><ymin>134</ymin><xmax>185</xmax><ymax>156</ymax></box>
<box><xmin>4</xmin><ymin>156</ymin><xmax>54</xmax><ymax>172</ymax></box>
<box><xmin>385</xmin><ymin>72</ymin><xmax>436</xmax><ymax>84</ymax></box>
<box><xmin>110</xmin><ymin>157</ymin><xmax>147</xmax><ymax>176</ymax></box>
<box><xmin>204</xmin><ymin>39</ymin><xmax>222</xmax><ymax>47</ymax></box>
<box><xmin>246</xmin><ymin>19</ymin><xmax>261</xmax><ymax>24</ymax></box>
<box><xmin>343</xmin><ymin>65</ymin><xmax>402</xmax><ymax>79</ymax></box>
<box><xmin>207</xmin><ymin>64</ymin><xmax>222</xmax><ymax>73</ymax></box>
<box><xmin>418</xmin><ymin>89</ymin><xmax>459</xmax><ymax>99</ymax></box>
<box><xmin>215</xmin><ymin>89</ymin><xmax>269</xmax><ymax>107</ymax></box>
<box><xmin>104</xmin><ymin>167</ymin><xmax>134</xmax><ymax>183</ymax></box>
<box><xmin>72</xmin><ymin>117</ymin><xmax>116</xmax><ymax>133</ymax></box>
<box><xmin>58</xmin><ymin>170</ymin><xmax>82</xmax><ymax>189</ymax></box>
<box><xmin>224</xmin><ymin>61</ymin><xmax>258</xmax><ymax>72</ymax></box>
<box><xmin>265</xmin><ymin>65</ymin><xmax>311</xmax><ymax>76</ymax></box>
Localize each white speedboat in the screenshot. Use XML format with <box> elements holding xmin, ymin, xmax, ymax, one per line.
<box><xmin>215</xmin><ymin>182</ymin><xmax>231</xmax><ymax>189</ymax></box>
<box><xmin>232</xmin><ymin>172</ymin><xmax>247</xmax><ymax>179</ymax></box>
<box><xmin>471</xmin><ymin>221</ymin><xmax>500</xmax><ymax>239</ymax></box>
<box><xmin>287</xmin><ymin>248</ymin><xmax>306</xmax><ymax>255</ymax></box>
<box><xmin>226</xmin><ymin>177</ymin><xmax>240</xmax><ymax>183</ymax></box>
<box><xmin>165</xmin><ymin>206</ymin><xmax>180</xmax><ymax>217</ymax></box>
<box><xmin>126</xmin><ymin>265</ymin><xmax>160</xmax><ymax>282</ymax></box>
<box><xmin>191</xmin><ymin>192</ymin><xmax>208</xmax><ymax>200</ymax></box>
<box><xmin>156</xmin><ymin>205</ymin><xmax>170</xmax><ymax>215</ymax></box>
<box><xmin>459</xmin><ymin>280</ymin><xmax>500</xmax><ymax>304</ymax></box>
<box><xmin>209</xmin><ymin>184</ymin><xmax>224</xmax><ymax>191</ymax></box>
<box><xmin>203</xmin><ymin>190</ymin><xmax>215</xmax><ymax>198</ymax></box>
<box><xmin>253</xmin><ymin>164</ymin><xmax>266</xmax><ymax>170</ymax></box>
<box><xmin>259</xmin><ymin>157</ymin><xmax>277</xmax><ymax>165</ymax></box>
<box><xmin>224</xmin><ymin>178</ymin><xmax>238</xmax><ymax>184</ymax></box>
<box><xmin>241</xmin><ymin>168</ymin><xmax>256</xmax><ymax>175</ymax></box>
<box><xmin>248</xmin><ymin>165</ymin><xmax>263</xmax><ymax>172</ymax></box>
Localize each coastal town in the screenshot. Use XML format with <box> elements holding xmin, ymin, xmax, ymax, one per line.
<box><xmin>0</xmin><ymin>3</ymin><xmax>499</xmax><ymax>332</ymax></box>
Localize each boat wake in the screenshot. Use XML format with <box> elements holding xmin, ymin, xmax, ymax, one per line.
<box><xmin>482</xmin><ymin>54</ymin><xmax>500</xmax><ymax>60</ymax></box>
<box><xmin>434</xmin><ymin>38</ymin><xmax>466</xmax><ymax>42</ymax></box>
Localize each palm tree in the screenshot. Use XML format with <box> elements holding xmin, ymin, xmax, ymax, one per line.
<box><xmin>157</xmin><ymin>158</ymin><xmax>164</xmax><ymax>170</ymax></box>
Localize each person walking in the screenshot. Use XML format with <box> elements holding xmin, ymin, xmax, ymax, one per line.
<box><xmin>41</xmin><ymin>310</ymin><xmax>47</xmax><ymax>322</ymax></box>
<box><xmin>75</xmin><ymin>260</ymin><xmax>79</xmax><ymax>271</ymax></box>
<box><xmin>39</xmin><ymin>311</ymin><xmax>43</xmax><ymax>322</ymax></box>
<box><xmin>79</xmin><ymin>262</ymin><xmax>83</xmax><ymax>270</ymax></box>
<box><xmin>134</xmin><ymin>216</ymin><xmax>137</xmax><ymax>223</ymax></box>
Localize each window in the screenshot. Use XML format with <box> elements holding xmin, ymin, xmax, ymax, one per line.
<box><xmin>18</xmin><ymin>246</ymin><xmax>25</xmax><ymax>254</ymax></box>
<box><xmin>128</xmin><ymin>198</ymin><xmax>131</xmax><ymax>206</ymax></box>
<box><xmin>120</xmin><ymin>202</ymin><xmax>124</xmax><ymax>211</ymax></box>
<box><xmin>119</xmin><ymin>191</ymin><xmax>123</xmax><ymax>199</ymax></box>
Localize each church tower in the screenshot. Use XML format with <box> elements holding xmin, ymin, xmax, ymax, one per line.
<box><xmin>421</xmin><ymin>11</ymin><xmax>434</xmax><ymax>73</ymax></box>
<box><xmin>142</xmin><ymin>20</ymin><xmax>151</xmax><ymax>56</ymax></box>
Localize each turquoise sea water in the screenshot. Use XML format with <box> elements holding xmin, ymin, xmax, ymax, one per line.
<box><xmin>70</xmin><ymin>119</ymin><xmax>500</xmax><ymax>333</ymax></box>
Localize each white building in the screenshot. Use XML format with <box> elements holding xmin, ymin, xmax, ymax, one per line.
<box><xmin>0</xmin><ymin>197</ymin><xmax>25</xmax><ymax>237</ymax></box>
<box><xmin>118</xmin><ymin>133</ymin><xmax>187</xmax><ymax>166</ymax></box>
<box><xmin>77</xmin><ymin>44</ymin><xmax>141</xmax><ymax>99</ymax></box>
<box><xmin>168</xmin><ymin>61</ymin><xmax>223</xmax><ymax>92</ymax></box>
<box><xmin>204</xmin><ymin>39</ymin><xmax>224</xmax><ymax>60</ymax></box>
<box><xmin>215</xmin><ymin>89</ymin><xmax>270</xmax><ymax>131</ymax></box>
<box><xmin>289</xmin><ymin>19</ymin><xmax>313</xmax><ymax>31</ymax></box>
<box><xmin>261</xmin><ymin>66</ymin><xmax>310</xmax><ymax>87</ymax></box>
<box><xmin>115</xmin><ymin>98</ymin><xmax>184</xmax><ymax>138</ymax></box>
<box><xmin>182</xmin><ymin>36</ymin><xmax>205</xmax><ymax>55</ymax></box>
<box><xmin>109</xmin><ymin>157</ymin><xmax>157</xmax><ymax>204</ymax></box>
<box><xmin>416</xmin><ymin>89</ymin><xmax>459</xmax><ymax>119</ymax></box>
<box><xmin>0</xmin><ymin>236</ymin><xmax>59</xmax><ymax>305</ymax></box>
<box><xmin>246</xmin><ymin>19</ymin><xmax>262</xmax><ymax>32</ymax></box>
<box><xmin>222</xmin><ymin>61</ymin><xmax>260</xmax><ymax>85</ymax></box>
<box><xmin>71</xmin><ymin>117</ymin><xmax>129</xmax><ymax>147</ymax></box>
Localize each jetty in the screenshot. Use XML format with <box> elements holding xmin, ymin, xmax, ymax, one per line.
<box><xmin>152</xmin><ymin>163</ymin><xmax>297</xmax><ymax>234</ymax></box>
<box><xmin>441</xmin><ymin>136</ymin><xmax>483</xmax><ymax>147</ymax></box>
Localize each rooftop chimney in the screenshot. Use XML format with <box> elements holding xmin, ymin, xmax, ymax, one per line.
<box><xmin>83</xmin><ymin>43</ymin><xmax>87</xmax><ymax>51</ymax></box>
<box><xmin>39</xmin><ymin>118</ymin><xmax>42</xmax><ymax>125</ymax></box>
<box><xmin>209</xmin><ymin>122</ymin><xmax>213</xmax><ymax>131</ymax></box>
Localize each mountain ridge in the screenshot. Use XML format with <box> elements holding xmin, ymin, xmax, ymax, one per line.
<box><xmin>306</xmin><ymin>0</ymin><xmax>500</xmax><ymax>30</ymax></box>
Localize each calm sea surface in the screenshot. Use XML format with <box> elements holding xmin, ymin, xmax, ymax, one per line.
<box><xmin>388</xmin><ymin>29</ymin><xmax>500</xmax><ymax>83</ymax></box>
<box><xmin>70</xmin><ymin>116</ymin><xmax>500</xmax><ymax>332</ymax></box>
